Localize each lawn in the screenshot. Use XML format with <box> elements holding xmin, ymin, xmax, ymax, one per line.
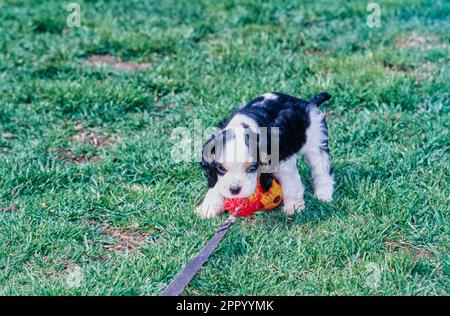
<box><xmin>0</xmin><ymin>0</ymin><xmax>448</xmax><ymax>295</ymax></box>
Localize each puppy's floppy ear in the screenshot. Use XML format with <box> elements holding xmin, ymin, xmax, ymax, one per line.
<box><xmin>200</xmin><ymin>134</ymin><xmax>218</xmax><ymax>188</ymax></box>
<box><xmin>259</xmin><ymin>173</ymin><xmax>273</xmax><ymax>192</ymax></box>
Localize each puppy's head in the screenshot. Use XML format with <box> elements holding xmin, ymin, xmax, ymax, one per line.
<box><xmin>201</xmin><ymin>126</ymin><xmax>260</xmax><ymax>198</ymax></box>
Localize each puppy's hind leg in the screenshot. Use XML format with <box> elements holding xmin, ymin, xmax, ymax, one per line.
<box><xmin>274</xmin><ymin>155</ymin><xmax>305</xmax><ymax>215</ymax></box>
<box><xmin>302</xmin><ymin>108</ymin><xmax>334</xmax><ymax>202</ymax></box>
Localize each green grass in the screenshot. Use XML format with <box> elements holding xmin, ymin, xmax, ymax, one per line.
<box><xmin>0</xmin><ymin>0</ymin><xmax>449</xmax><ymax>295</ymax></box>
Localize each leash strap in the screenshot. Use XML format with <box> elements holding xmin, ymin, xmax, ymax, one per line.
<box><xmin>160</xmin><ymin>213</ymin><xmax>237</xmax><ymax>296</ymax></box>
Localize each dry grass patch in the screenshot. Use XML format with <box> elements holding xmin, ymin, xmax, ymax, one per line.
<box><xmin>394</xmin><ymin>33</ymin><xmax>440</xmax><ymax>49</ymax></box>
<box><xmin>55</xmin><ymin>147</ymin><xmax>97</xmax><ymax>164</ymax></box>
<box><xmin>100</xmin><ymin>223</ymin><xmax>156</xmax><ymax>253</ymax></box>
<box><xmin>86</xmin><ymin>55</ymin><xmax>151</xmax><ymax>72</ymax></box>
<box><xmin>385</xmin><ymin>240</ymin><xmax>433</xmax><ymax>260</ymax></box>
<box><xmin>70</xmin><ymin>132</ymin><xmax>115</xmax><ymax>147</ymax></box>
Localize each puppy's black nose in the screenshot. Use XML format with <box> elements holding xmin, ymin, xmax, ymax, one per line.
<box><xmin>229</xmin><ymin>185</ymin><xmax>241</xmax><ymax>195</ymax></box>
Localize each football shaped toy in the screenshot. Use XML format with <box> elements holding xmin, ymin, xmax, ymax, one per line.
<box><xmin>223</xmin><ymin>178</ymin><xmax>283</xmax><ymax>217</ymax></box>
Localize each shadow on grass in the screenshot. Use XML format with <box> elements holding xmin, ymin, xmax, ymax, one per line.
<box><xmin>224</xmin><ymin>161</ymin><xmax>386</xmax><ymax>232</ymax></box>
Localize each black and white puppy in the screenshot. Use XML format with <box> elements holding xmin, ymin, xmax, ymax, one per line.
<box><xmin>197</xmin><ymin>92</ymin><xmax>334</xmax><ymax>218</ymax></box>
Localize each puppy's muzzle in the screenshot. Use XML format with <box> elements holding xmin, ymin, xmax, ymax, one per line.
<box><xmin>229</xmin><ymin>185</ymin><xmax>242</xmax><ymax>195</ymax></box>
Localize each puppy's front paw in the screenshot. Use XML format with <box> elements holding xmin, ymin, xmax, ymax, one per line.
<box><xmin>315</xmin><ymin>188</ymin><xmax>333</xmax><ymax>202</ymax></box>
<box><xmin>195</xmin><ymin>203</ymin><xmax>222</xmax><ymax>218</ymax></box>
<box><xmin>283</xmin><ymin>199</ymin><xmax>305</xmax><ymax>215</ymax></box>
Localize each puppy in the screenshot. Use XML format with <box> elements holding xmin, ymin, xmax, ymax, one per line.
<box><xmin>197</xmin><ymin>92</ymin><xmax>334</xmax><ymax>218</ymax></box>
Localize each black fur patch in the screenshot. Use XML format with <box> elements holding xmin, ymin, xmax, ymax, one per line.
<box><xmin>319</xmin><ymin>117</ymin><xmax>334</xmax><ymax>176</ymax></box>
<box><xmin>200</xmin><ymin>135</ymin><xmax>218</xmax><ymax>188</ymax></box>
<box><xmin>319</xmin><ymin>117</ymin><xmax>330</xmax><ymax>154</ymax></box>
<box><xmin>260</xmin><ymin>173</ymin><xmax>273</xmax><ymax>192</ymax></box>
<box><xmin>200</xmin><ymin>129</ymin><xmax>236</xmax><ymax>187</ymax></box>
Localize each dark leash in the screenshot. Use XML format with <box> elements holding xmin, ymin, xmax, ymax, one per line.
<box><xmin>160</xmin><ymin>211</ymin><xmax>238</xmax><ymax>296</ymax></box>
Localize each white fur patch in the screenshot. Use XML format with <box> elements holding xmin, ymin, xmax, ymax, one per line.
<box><xmin>263</xmin><ymin>92</ymin><xmax>278</xmax><ymax>100</ymax></box>
<box><xmin>301</xmin><ymin>108</ymin><xmax>334</xmax><ymax>201</ymax></box>
<box><xmin>196</xmin><ymin>184</ymin><xmax>224</xmax><ymax>218</ymax></box>
<box><xmin>226</xmin><ymin>114</ymin><xmax>259</xmax><ymax>132</ymax></box>
<box><xmin>211</xmin><ymin>114</ymin><xmax>260</xmax><ymax>199</ymax></box>
<box><xmin>274</xmin><ymin>155</ymin><xmax>305</xmax><ymax>214</ymax></box>
<box><xmin>223</xmin><ymin>126</ymin><xmax>248</xmax><ymax>163</ymax></box>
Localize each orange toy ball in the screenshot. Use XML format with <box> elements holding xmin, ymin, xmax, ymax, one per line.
<box><xmin>223</xmin><ymin>178</ymin><xmax>283</xmax><ymax>217</ymax></box>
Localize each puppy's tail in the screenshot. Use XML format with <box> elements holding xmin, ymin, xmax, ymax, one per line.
<box><xmin>309</xmin><ymin>92</ymin><xmax>331</xmax><ymax>107</ymax></box>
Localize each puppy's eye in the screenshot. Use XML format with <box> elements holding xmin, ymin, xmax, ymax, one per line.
<box><xmin>215</xmin><ymin>164</ymin><xmax>227</xmax><ymax>175</ymax></box>
<box><xmin>246</xmin><ymin>164</ymin><xmax>258</xmax><ymax>173</ymax></box>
